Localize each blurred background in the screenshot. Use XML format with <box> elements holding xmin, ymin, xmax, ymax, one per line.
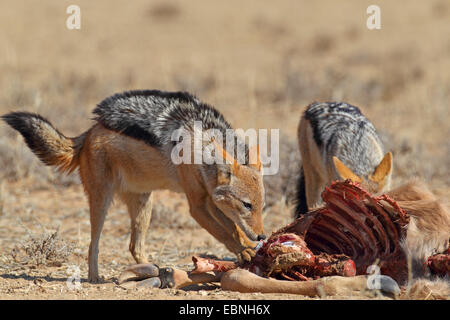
<box><xmin>0</xmin><ymin>0</ymin><xmax>448</xmax><ymax>298</ymax></box>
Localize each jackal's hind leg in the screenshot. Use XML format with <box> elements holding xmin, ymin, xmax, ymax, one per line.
<box><xmin>84</xmin><ymin>178</ymin><xmax>114</xmax><ymax>283</ymax></box>
<box><xmin>121</xmin><ymin>192</ymin><xmax>153</xmax><ymax>264</ymax></box>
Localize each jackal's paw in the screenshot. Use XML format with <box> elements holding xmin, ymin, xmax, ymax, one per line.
<box><xmin>88</xmin><ymin>275</ymin><xmax>105</xmax><ymax>284</ymax></box>
<box><xmin>237</xmin><ymin>248</ymin><xmax>256</xmax><ymax>263</ymax></box>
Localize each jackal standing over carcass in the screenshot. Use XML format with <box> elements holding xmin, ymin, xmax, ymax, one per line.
<box><xmin>2</xmin><ymin>90</ymin><xmax>266</xmax><ymax>283</ymax></box>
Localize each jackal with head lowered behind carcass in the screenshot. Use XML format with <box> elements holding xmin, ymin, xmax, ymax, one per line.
<box><xmin>295</xmin><ymin>101</ymin><xmax>393</xmax><ymax>217</ymax></box>
<box><xmin>2</xmin><ymin>90</ymin><xmax>266</xmax><ymax>283</ymax></box>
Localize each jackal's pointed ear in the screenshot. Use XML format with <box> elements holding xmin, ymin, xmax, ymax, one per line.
<box><xmin>369</xmin><ymin>152</ymin><xmax>393</xmax><ymax>183</ymax></box>
<box><xmin>333</xmin><ymin>156</ymin><xmax>362</xmax><ymax>183</ymax></box>
<box><xmin>249</xmin><ymin>144</ymin><xmax>262</xmax><ymax>172</ymax></box>
<box><xmin>213</xmin><ymin>139</ymin><xmax>239</xmax><ymax>184</ymax></box>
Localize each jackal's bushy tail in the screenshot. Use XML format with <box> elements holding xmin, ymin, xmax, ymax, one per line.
<box><xmin>2</xmin><ymin>112</ymin><xmax>85</xmax><ymax>174</ymax></box>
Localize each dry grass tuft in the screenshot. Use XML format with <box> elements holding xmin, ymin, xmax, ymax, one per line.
<box><xmin>402</xmin><ymin>278</ymin><xmax>450</xmax><ymax>300</ymax></box>
<box><xmin>10</xmin><ymin>227</ymin><xmax>74</xmax><ymax>267</ymax></box>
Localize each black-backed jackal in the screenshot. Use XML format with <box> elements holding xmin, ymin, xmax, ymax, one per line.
<box><xmin>296</xmin><ymin>102</ymin><xmax>393</xmax><ymax>217</ymax></box>
<box><xmin>2</xmin><ymin>90</ymin><xmax>265</xmax><ymax>283</ymax></box>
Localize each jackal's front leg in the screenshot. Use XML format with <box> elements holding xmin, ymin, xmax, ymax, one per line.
<box><xmin>190</xmin><ymin>200</ymin><xmax>257</xmax><ymax>262</ymax></box>
<box><xmin>234</xmin><ymin>227</ymin><xmax>259</xmax><ymax>262</ymax></box>
<box><xmin>207</xmin><ymin>197</ymin><xmax>259</xmax><ymax>262</ymax></box>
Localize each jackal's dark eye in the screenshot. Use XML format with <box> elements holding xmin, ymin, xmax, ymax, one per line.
<box><xmin>242</xmin><ymin>201</ymin><xmax>253</xmax><ymax>210</ymax></box>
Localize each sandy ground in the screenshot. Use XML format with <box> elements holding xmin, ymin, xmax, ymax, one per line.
<box><xmin>0</xmin><ymin>0</ymin><xmax>448</xmax><ymax>299</ymax></box>
<box><xmin>0</xmin><ymin>181</ymin><xmax>391</xmax><ymax>300</ymax></box>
